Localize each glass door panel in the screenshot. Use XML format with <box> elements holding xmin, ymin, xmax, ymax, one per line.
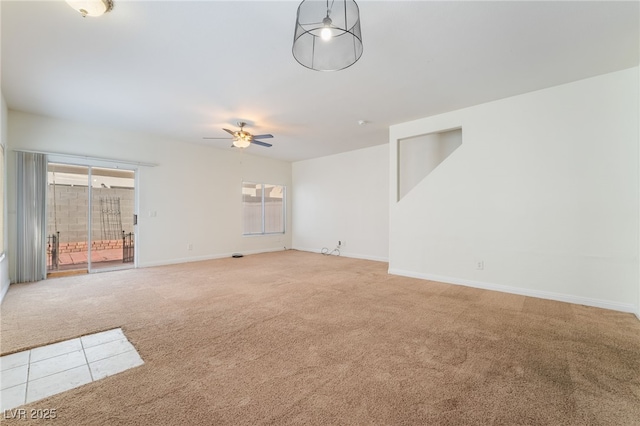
<box><xmin>47</xmin><ymin>164</ymin><xmax>90</xmax><ymax>274</ymax></box>
<box><xmin>90</xmin><ymin>167</ymin><xmax>135</xmax><ymax>271</ymax></box>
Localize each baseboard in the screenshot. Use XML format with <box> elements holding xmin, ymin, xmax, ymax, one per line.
<box><xmin>138</xmin><ymin>247</ymin><xmax>288</xmax><ymax>268</ymax></box>
<box><xmin>293</xmin><ymin>247</ymin><xmax>388</xmax><ymax>263</ymax></box>
<box><xmin>388</xmin><ymin>268</ymin><xmax>637</xmax><ymax>315</ymax></box>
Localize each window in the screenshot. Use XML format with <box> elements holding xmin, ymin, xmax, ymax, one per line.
<box><xmin>242</xmin><ymin>182</ymin><xmax>285</xmax><ymax>235</ymax></box>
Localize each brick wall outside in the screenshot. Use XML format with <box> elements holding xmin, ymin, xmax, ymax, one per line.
<box><xmin>57</xmin><ymin>240</ymin><xmax>124</xmax><ymax>254</ymax></box>
<box><xmin>47</xmin><ymin>184</ymin><xmax>134</xmax><ymax>244</ymax></box>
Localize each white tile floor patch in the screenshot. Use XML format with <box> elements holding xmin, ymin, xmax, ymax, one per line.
<box><xmin>0</xmin><ymin>328</ymin><xmax>143</xmax><ymax>411</ymax></box>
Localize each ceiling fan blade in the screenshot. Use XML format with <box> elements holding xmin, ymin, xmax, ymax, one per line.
<box><xmin>223</xmin><ymin>128</ymin><xmax>235</xmax><ymax>135</ymax></box>
<box><xmin>203</xmin><ymin>137</ymin><xmax>232</xmax><ymax>139</ymax></box>
<box><xmin>251</xmin><ymin>140</ymin><xmax>272</xmax><ymax>148</ymax></box>
<box><xmin>251</xmin><ymin>134</ymin><xmax>273</xmax><ymax>139</ymax></box>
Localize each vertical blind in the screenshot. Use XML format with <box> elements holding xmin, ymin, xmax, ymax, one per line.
<box><xmin>16</xmin><ymin>152</ymin><xmax>47</xmax><ymax>282</ymax></box>
<box><xmin>0</xmin><ymin>146</ymin><xmax>4</xmax><ymax>256</ymax></box>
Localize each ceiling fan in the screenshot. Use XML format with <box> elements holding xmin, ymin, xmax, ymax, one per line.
<box><xmin>203</xmin><ymin>122</ymin><xmax>273</xmax><ymax>148</ymax></box>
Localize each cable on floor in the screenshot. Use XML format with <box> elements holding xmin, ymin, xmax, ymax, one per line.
<box><xmin>321</xmin><ymin>246</ymin><xmax>341</xmax><ymax>256</ymax></box>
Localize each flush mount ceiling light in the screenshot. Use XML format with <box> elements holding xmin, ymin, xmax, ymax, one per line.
<box><xmin>293</xmin><ymin>0</ymin><xmax>363</xmax><ymax>71</ymax></box>
<box><xmin>66</xmin><ymin>0</ymin><xmax>113</xmax><ymax>17</ymax></box>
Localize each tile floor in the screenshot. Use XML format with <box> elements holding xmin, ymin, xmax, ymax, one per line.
<box><xmin>0</xmin><ymin>328</ymin><xmax>143</xmax><ymax>411</ymax></box>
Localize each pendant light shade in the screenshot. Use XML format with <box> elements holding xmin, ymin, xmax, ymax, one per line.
<box><xmin>293</xmin><ymin>0</ymin><xmax>363</xmax><ymax>71</ymax></box>
<box><xmin>66</xmin><ymin>0</ymin><xmax>113</xmax><ymax>17</ymax></box>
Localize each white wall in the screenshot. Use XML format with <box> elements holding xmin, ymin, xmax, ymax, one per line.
<box><xmin>292</xmin><ymin>144</ymin><xmax>389</xmax><ymax>262</ymax></box>
<box><xmin>7</xmin><ymin>111</ymin><xmax>292</xmax><ymax>278</ymax></box>
<box><xmin>390</xmin><ymin>67</ymin><xmax>639</xmax><ymax>314</ymax></box>
<box><xmin>0</xmin><ymin>94</ymin><xmax>9</xmax><ymax>303</ymax></box>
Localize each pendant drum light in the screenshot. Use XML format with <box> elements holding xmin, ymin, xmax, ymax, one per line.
<box><xmin>293</xmin><ymin>0</ymin><xmax>363</xmax><ymax>71</ymax></box>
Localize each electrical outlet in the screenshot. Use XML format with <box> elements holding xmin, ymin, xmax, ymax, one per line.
<box><xmin>342</xmin><ymin>240</ymin><xmax>346</xmax><ymax>247</ymax></box>
<box><xmin>338</xmin><ymin>240</ymin><xmax>342</xmax><ymax>246</ymax></box>
<box><xmin>187</xmin><ymin>243</ymin><xmax>193</xmax><ymax>251</ymax></box>
<box><xmin>476</xmin><ymin>260</ymin><xmax>484</xmax><ymax>270</ymax></box>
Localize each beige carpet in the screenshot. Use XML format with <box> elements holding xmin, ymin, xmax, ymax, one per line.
<box><xmin>1</xmin><ymin>250</ymin><xmax>639</xmax><ymax>425</ymax></box>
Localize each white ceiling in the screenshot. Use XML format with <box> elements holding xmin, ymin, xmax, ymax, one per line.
<box><xmin>2</xmin><ymin>1</ymin><xmax>638</xmax><ymax>162</ymax></box>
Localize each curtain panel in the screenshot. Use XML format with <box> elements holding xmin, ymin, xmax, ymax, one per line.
<box><xmin>16</xmin><ymin>152</ymin><xmax>47</xmax><ymax>282</ymax></box>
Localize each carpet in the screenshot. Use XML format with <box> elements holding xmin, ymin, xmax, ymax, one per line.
<box><xmin>1</xmin><ymin>250</ymin><xmax>639</xmax><ymax>425</ymax></box>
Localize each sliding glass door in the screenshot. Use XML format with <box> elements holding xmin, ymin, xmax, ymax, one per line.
<box><xmin>47</xmin><ymin>163</ymin><xmax>136</xmax><ymax>274</ymax></box>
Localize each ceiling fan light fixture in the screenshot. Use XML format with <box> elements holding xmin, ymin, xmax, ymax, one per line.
<box><xmin>232</xmin><ymin>138</ymin><xmax>251</xmax><ymax>149</ymax></box>
<box><xmin>293</xmin><ymin>0</ymin><xmax>363</xmax><ymax>71</ymax></box>
<box><xmin>203</xmin><ymin>121</ymin><xmax>273</xmax><ymax>149</ymax></box>
<box><xmin>66</xmin><ymin>0</ymin><xmax>113</xmax><ymax>17</ymax></box>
